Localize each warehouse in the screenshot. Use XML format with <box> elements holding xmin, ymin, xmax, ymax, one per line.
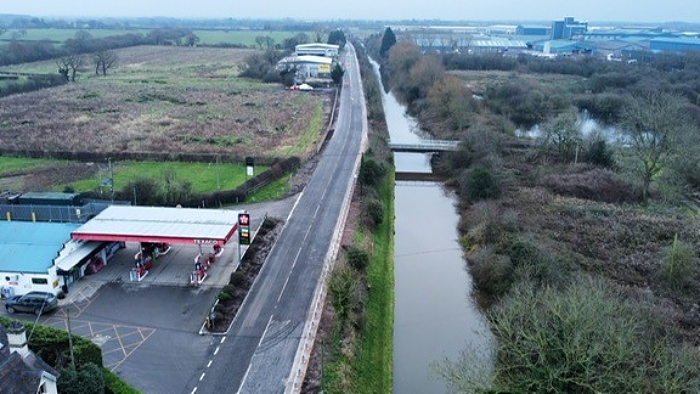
<box><xmin>650</xmin><ymin>37</ymin><xmax>700</xmax><ymax>53</ymax></box>
<box><xmin>276</xmin><ymin>55</ymin><xmax>334</xmax><ymax>83</ymax></box>
<box><xmin>295</xmin><ymin>43</ymin><xmax>339</xmax><ymax>57</ymax></box>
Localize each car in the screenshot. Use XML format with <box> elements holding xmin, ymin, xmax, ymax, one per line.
<box><xmin>5</xmin><ymin>291</ymin><xmax>58</xmax><ymax>315</ymax></box>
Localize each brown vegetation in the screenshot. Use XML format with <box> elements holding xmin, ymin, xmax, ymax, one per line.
<box><xmin>0</xmin><ymin>46</ymin><xmax>332</xmax><ymax>160</ymax></box>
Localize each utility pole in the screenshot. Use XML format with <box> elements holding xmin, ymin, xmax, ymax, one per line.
<box><xmin>108</xmin><ymin>157</ymin><xmax>114</xmax><ymax>203</ymax></box>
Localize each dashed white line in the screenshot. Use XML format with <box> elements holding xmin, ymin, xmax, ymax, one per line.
<box><xmin>214</xmin><ymin>346</ymin><xmax>220</xmax><ymax>356</ymax></box>
<box><xmin>236</xmin><ymin>315</ymin><xmax>274</xmax><ymax>394</ymax></box>
<box><xmin>199</xmin><ymin>372</ymin><xmax>206</xmax><ymax>381</ymax></box>
<box><xmin>220</xmin><ymin>336</ymin><xmax>226</xmax><ymax>344</ymax></box>
<box><xmin>207</xmin><ymin>360</ymin><xmax>213</xmax><ymax>368</ymax></box>
<box><xmin>190</xmin><ymin>387</ymin><xmax>197</xmax><ymax>394</ymax></box>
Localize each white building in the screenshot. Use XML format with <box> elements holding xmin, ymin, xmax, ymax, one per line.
<box><xmin>295</xmin><ymin>43</ymin><xmax>339</xmax><ymax>57</ymax></box>
<box><xmin>0</xmin><ymin>221</ymin><xmax>119</xmax><ymax>298</ymax></box>
<box><xmin>276</xmin><ymin>55</ymin><xmax>334</xmax><ymax>83</ymax></box>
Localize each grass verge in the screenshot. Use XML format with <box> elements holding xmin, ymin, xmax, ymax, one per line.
<box><xmin>351</xmin><ymin>171</ymin><xmax>395</xmax><ymax>393</ymax></box>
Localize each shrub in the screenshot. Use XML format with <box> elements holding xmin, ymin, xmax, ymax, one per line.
<box><xmin>229</xmin><ymin>272</ymin><xmax>246</xmax><ymax>287</ymax></box>
<box><xmin>222</xmin><ymin>284</ymin><xmax>237</xmax><ymax>296</ymax></box>
<box><xmin>659</xmin><ymin>234</ymin><xmax>698</xmax><ymax>291</ymax></box>
<box><xmin>438</xmin><ymin>277</ymin><xmax>700</xmax><ymax>393</ymax></box>
<box><xmin>582</xmin><ymin>137</ymin><xmax>615</xmax><ymax>167</ymax></box>
<box><xmin>328</xmin><ymin>264</ymin><xmax>360</xmax><ymax>331</ymax></box>
<box><xmin>468</xmin><ymin>246</ymin><xmax>514</xmax><ymax>297</ymax></box>
<box><xmin>103</xmin><ymin>368</ymin><xmax>142</xmax><ymax>394</ymax></box>
<box><xmin>363</xmin><ymin>197</ymin><xmax>384</xmax><ymax>229</ymax></box>
<box><xmin>459</xmin><ymin>165</ymin><xmax>501</xmax><ymax>202</ymax></box>
<box><xmin>217</xmin><ymin>292</ymin><xmax>231</xmax><ymax>303</ymax></box>
<box><xmin>539</xmin><ymin>166</ymin><xmax>642</xmax><ymax>203</ymax></box>
<box><xmin>359</xmin><ymin>155</ymin><xmax>386</xmax><ymax>189</ymax></box>
<box><xmin>58</xmin><ymin>363</ymin><xmax>105</xmax><ymax>394</ymax></box>
<box><xmin>346</xmin><ymin>246</ymin><xmax>370</xmax><ymax>272</ymax></box>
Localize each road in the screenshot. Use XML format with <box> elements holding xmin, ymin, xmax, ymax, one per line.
<box><xmin>186</xmin><ymin>43</ymin><xmax>366</xmax><ymax>394</ymax></box>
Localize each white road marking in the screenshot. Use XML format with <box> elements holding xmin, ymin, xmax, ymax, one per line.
<box><xmin>199</xmin><ymin>372</ymin><xmax>206</xmax><ymax>381</ymax></box>
<box><xmin>213</xmin><ymin>346</ymin><xmax>220</xmax><ymax>356</ymax></box>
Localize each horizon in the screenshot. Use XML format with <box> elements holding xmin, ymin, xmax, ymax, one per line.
<box><xmin>1</xmin><ymin>0</ymin><xmax>699</xmax><ymax>25</ymax></box>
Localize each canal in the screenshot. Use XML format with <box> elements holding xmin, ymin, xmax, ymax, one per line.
<box><xmin>370</xmin><ymin>61</ymin><xmax>493</xmax><ymax>394</ymax></box>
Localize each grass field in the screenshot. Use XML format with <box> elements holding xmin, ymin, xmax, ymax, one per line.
<box><xmin>0</xmin><ymin>28</ymin><xmax>315</xmax><ymax>47</ymax></box>
<box><xmin>0</xmin><ymin>45</ymin><xmax>332</xmax><ymax>158</ymax></box>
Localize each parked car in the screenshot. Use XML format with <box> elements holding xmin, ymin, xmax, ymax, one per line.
<box><xmin>5</xmin><ymin>291</ymin><xmax>58</xmax><ymax>315</ymax></box>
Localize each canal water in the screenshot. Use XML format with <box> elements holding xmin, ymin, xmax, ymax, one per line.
<box><xmin>370</xmin><ymin>61</ymin><xmax>493</xmax><ymax>394</ymax></box>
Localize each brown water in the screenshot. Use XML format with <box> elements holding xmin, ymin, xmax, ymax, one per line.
<box><xmin>370</xmin><ymin>60</ymin><xmax>493</xmax><ymax>394</ymax></box>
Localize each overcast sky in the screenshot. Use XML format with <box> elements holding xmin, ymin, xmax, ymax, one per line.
<box><xmin>2</xmin><ymin>0</ymin><xmax>699</xmax><ymax>23</ymax></box>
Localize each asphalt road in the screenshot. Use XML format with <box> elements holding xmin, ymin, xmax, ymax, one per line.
<box><xmin>186</xmin><ymin>44</ymin><xmax>366</xmax><ymax>394</ymax></box>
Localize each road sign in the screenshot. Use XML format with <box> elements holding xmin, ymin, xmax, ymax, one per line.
<box><xmin>238</xmin><ymin>212</ymin><xmax>250</xmax><ymax>245</ymax></box>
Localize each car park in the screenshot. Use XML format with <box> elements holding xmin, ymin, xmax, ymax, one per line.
<box><xmin>5</xmin><ymin>291</ymin><xmax>58</xmax><ymax>315</ymax></box>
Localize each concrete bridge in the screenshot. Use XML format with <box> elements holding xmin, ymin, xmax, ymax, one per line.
<box><xmin>389</xmin><ymin>139</ymin><xmax>460</xmax><ymax>153</ymax></box>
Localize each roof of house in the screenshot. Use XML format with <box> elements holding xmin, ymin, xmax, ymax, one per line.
<box><xmin>0</xmin><ymin>324</ymin><xmax>58</xmax><ymax>394</ymax></box>
<box><xmin>278</xmin><ymin>55</ymin><xmax>334</xmax><ymax>65</ymax></box>
<box><xmin>0</xmin><ymin>222</ymin><xmax>80</xmax><ymax>273</ymax></box>
<box><xmin>296</xmin><ymin>43</ymin><xmax>339</xmax><ymax>50</ymax></box>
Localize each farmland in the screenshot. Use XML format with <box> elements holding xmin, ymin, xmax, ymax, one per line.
<box><xmin>0</xmin><ymin>28</ymin><xmax>315</xmax><ymax>47</ymax></box>
<box><xmin>0</xmin><ymin>45</ymin><xmax>332</xmax><ymax>158</ymax></box>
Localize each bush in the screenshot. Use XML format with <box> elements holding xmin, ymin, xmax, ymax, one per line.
<box><xmin>582</xmin><ymin>137</ymin><xmax>614</xmax><ymax>167</ymax></box>
<box><xmin>328</xmin><ymin>264</ymin><xmax>360</xmax><ymax>331</ymax></box>
<box><xmin>363</xmin><ymin>197</ymin><xmax>384</xmax><ymax>229</ymax></box>
<box><xmin>438</xmin><ymin>277</ymin><xmax>700</xmax><ymax>393</ymax></box>
<box><xmin>58</xmin><ymin>363</ymin><xmax>105</xmax><ymax>394</ymax></box>
<box><xmin>659</xmin><ymin>234</ymin><xmax>698</xmax><ymax>291</ymax></box>
<box><xmin>104</xmin><ymin>368</ymin><xmax>142</xmax><ymax>394</ymax></box>
<box><xmin>468</xmin><ymin>246</ymin><xmax>514</xmax><ymax>297</ymax></box>
<box><xmin>459</xmin><ymin>165</ymin><xmax>501</xmax><ymax>202</ymax></box>
<box><xmin>222</xmin><ymin>284</ymin><xmax>237</xmax><ymax>296</ymax></box>
<box><xmin>539</xmin><ymin>166</ymin><xmax>642</xmax><ymax>203</ymax></box>
<box><xmin>217</xmin><ymin>292</ymin><xmax>232</xmax><ymax>303</ymax></box>
<box><xmin>229</xmin><ymin>272</ymin><xmax>246</xmax><ymax>287</ymax></box>
<box><xmin>346</xmin><ymin>246</ymin><xmax>370</xmax><ymax>272</ymax></box>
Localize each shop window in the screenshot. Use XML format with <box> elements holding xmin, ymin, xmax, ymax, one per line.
<box><xmin>31</xmin><ymin>278</ymin><xmax>49</xmax><ymax>285</ymax></box>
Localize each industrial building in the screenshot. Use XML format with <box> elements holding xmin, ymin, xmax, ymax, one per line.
<box><xmin>276</xmin><ymin>55</ymin><xmax>334</xmax><ymax>83</ymax></box>
<box><xmin>534</xmin><ymin>40</ymin><xmax>592</xmax><ymax>55</ymax></box>
<box><xmin>295</xmin><ymin>43</ymin><xmax>339</xmax><ymax>57</ymax></box>
<box><xmin>516</xmin><ymin>25</ymin><xmax>551</xmax><ymax>36</ymax></box>
<box><xmin>650</xmin><ymin>37</ymin><xmax>700</xmax><ymax>53</ymax></box>
<box><xmin>552</xmin><ymin>17</ymin><xmax>588</xmax><ymax>40</ymax></box>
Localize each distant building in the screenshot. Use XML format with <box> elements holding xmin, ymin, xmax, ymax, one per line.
<box><xmin>535</xmin><ymin>40</ymin><xmax>592</xmax><ymax>55</ymax></box>
<box><xmin>276</xmin><ymin>55</ymin><xmax>334</xmax><ymax>83</ymax></box>
<box><xmin>516</xmin><ymin>25</ymin><xmax>551</xmax><ymax>36</ymax></box>
<box><xmin>650</xmin><ymin>37</ymin><xmax>700</xmax><ymax>53</ymax></box>
<box><xmin>0</xmin><ymin>321</ymin><xmax>59</xmax><ymax>394</ymax></box>
<box><xmin>552</xmin><ymin>17</ymin><xmax>588</xmax><ymax>40</ymax></box>
<box><xmin>295</xmin><ymin>43</ymin><xmax>339</xmax><ymax>58</ymax></box>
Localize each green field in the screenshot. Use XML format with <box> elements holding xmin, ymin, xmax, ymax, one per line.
<box><xmin>1</xmin><ymin>28</ymin><xmax>315</xmax><ymax>48</ymax></box>
<box><xmin>0</xmin><ymin>156</ymin><xmax>58</xmax><ymax>175</ymax></box>
<box><xmin>67</xmin><ymin>160</ymin><xmax>268</xmax><ymax>194</ymax></box>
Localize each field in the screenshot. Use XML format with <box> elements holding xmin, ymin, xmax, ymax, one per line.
<box><xmin>0</xmin><ymin>45</ymin><xmax>331</xmax><ymax>157</ymax></box>
<box><xmin>0</xmin><ymin>28</ymin><xmax>314</xmax><ymax>47</ymax></box>
<box><xmin>449</xmin><ymin>69</ymin><xmax>587</xmax><ymax>94</ymax></box>
<box><xmin>0</xmin><ymin>45</ymin><xmax>333</xmax><ymax>195</ymax></box>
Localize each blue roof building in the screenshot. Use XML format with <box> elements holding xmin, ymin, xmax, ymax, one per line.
<box><xmin>650</xmin><ymin>37</ymin><xmax>700</xmax><ymax>53</ymax></box>
<box><xmin>0</xmin><ymin>222</ymin><xmax>78</xmax><ymax>274</ymax></box>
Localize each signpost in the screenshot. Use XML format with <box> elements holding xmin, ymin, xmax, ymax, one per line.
<box><xmin>238</xmin><ymin>212</ymin><xmax>250</xmax><ymax>264</ymax></box>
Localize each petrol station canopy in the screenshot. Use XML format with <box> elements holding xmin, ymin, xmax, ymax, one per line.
<box><xmin>71</xmin><ymin>206</ymin><xmax>240</xmax><ymax>246</ymax></box>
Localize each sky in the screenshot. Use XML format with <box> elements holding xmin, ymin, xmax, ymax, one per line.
<box><xmin>2</xmin><ymin>0</ymin><xmax>700</xmax><ymax>23</ymax></box>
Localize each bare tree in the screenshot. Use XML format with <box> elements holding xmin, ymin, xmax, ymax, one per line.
<box><xmin>619</xmin><ymin>90</ymin><xmax>690</xmax><ymax>204</ymax></box>
<box><xmin>56</xmin><ymin>53</ymin><xmax>84</xmax><ymax>82</ymax></box>
<box><xmin>93</xmin><ymin>49</ymin><xmax>118</xmax><ymax>76</ymax></box>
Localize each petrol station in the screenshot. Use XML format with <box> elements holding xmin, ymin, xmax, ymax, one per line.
<box><xmin>70</xmin><ymin>205</ymin><xmax>247</xmax><ymax>286</ymax></box>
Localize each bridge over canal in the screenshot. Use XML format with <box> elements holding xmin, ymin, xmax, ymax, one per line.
<box><xmin>389</xmin><ymin>139</ymin><xmax>460</xmax><ymax>153</ymax></box>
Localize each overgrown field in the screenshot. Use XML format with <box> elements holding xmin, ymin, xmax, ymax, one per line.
<box><xmin>0</xmin><ymin>46</ymin><xmax>331</xmax><ymax>158</ymax></box>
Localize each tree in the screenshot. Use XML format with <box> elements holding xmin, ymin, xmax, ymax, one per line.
<box><xmin>540</xmin><ymin>109</ymin><xmax>582</xmax><ymax>163</ymax></box>
<box><xmin>331</xmin><ymin>63</ymin><xmax>344</xmax><ymax>85</ymax></box>
<box><xmin>56</xmin><ymin>53</ymin><xmax>84</xmax><ymax>82</ymax></box>
<box><xmin>184</xmin><ymin>32</ymin><xmax>200</xmax><ymax>47</ymax></box>
<box><xmin>93</xmin><ymin>49</ymin><xmax>118</xmax><ymax>76</ymax></box>
<box><xmin>380</xmin><ymin>27</ymin><xmax>397</xmax><ymax>58</ymax></box>
<box><xmin>327</xmin><ymin>29</ymin><xmax>346</xmax><ymax>49</ymax></box>
<box><xmin>618</xmin><ymin>90</ymin><xmax>690</xmax><ymax>204</ymax></box>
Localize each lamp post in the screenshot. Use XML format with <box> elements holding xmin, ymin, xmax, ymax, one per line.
<box><xmin>108</xmin><ymin>157</ymin><xmax>114</xmax><ymax>203</ymax></box>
